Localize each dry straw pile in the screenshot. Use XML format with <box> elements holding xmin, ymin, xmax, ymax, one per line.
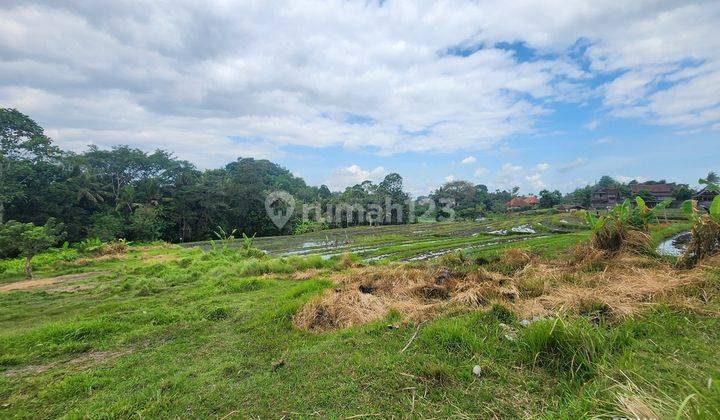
<box><xmin>293</xmin><ymin>246</ymin><xmax>719</xmax><ymax>331</ymax></box>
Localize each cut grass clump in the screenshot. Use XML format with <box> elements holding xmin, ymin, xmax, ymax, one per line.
<box><xmin>203</xmin><ymin>306</ymin><xmax>231</xmax><ymax>321</ymax></box>
<box><xmin>418</xmin><ymin>319</ymin><xmax>483</xmax><ymax>356</ymax></box>
<box><xmin>517</xmin><ymin>317</ymin><xmax>623</xmax><ymax>380</ymax></box>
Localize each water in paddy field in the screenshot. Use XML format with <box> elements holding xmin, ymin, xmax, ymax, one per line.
<box><xmin>656</xmin><ymin>232</ymin><xmax>691</xmax><ymax>257</ymax></box>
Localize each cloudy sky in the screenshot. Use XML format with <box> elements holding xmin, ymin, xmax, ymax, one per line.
<box><xmin>1</xmin><ymin>1</ymin><xmax>719</xmax><ymax>195</ymax></box>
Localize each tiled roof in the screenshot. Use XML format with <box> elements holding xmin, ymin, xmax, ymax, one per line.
<box><xmin>629</xmin><ymin>183</ymin><xmax>676</xmax><ymax>194</ymax></box>
<box><xmin>507</xmin><ymin>196</ymin><xmax>539</xmax><ymax>207</ymax></box>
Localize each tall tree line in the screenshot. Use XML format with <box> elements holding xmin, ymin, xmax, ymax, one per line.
<box><xmin>0</xmin><ymin>109</ymin><xmax>413</xmax><ymax>243</ymax></box>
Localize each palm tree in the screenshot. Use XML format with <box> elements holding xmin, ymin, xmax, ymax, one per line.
<box><xmin>72</xmin><ymin>170</ymin><xmax>108</xmax><ymax>205</ymax></box>
<box><xmin>705</xmin><ymin>171</ymin><xmax>719</xmax><ymax>184</ymax></box>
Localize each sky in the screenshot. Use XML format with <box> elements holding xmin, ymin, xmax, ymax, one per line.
<box><xmin>1</xmin><ymin>0</ymin><xmax>719</xmax><ymax>196</ymax></box>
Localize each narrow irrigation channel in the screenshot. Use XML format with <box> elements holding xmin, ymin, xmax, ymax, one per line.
<box><xmin>656</xmin><ymin>232</ymin><xmax>691</xmax><ymax>257</ymax></box>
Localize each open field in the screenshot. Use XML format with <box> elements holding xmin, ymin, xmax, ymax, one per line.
<box><xmin>1</xmin><ymin>216</ymin><xmax>719</xmax><ymax>418</ymax></box>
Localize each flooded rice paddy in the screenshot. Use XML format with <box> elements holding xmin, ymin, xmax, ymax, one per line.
<box><xmin>182</xmin><ymin>213</ymin><xmax>589</xmax><ymax>262</ymax></box>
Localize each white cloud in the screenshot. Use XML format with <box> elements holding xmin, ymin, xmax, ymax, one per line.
<box><xmin>584</xmin><ymin>120</ymin><xmax>600</xmax><ymax>130</ymax></box>
<box><xmin>444</xmin><ymin>175</ymin><xmax>455</xmax><ymax>183</ymax></box>
<box><xmin>0</xmin><ymin>0</ymin><xmax>718</xmax><ymax>167</ymax></box>
<box><xmin>500</xmin><ymin>163</ymin><xmax>522</xmax><ymax>173</ymax></box>
<box><xmin>325</xmin><ymin>164</ymin><xmax>386</xmax><ymax>191</ymax></box>
<box><xmin>474</xmin><ymin>167</ymin><xmax>489</xmax><ymax>177</ymax></box>
<box><xmin>557</xmin><ymin>157</ymin><xmax>589</xmax><ymax>173</ymax></box>
<box><xmin>535</xmin><ymin>163</ymin><xmax>550</xmax><ymax>171</ymax></box>
<box><xmin>460</xmin><ymin>156</ymin><xmax>476</xmax><ymax>164</ymax></box>
<box><xmin>525</xmin><ymin>173</ymin><xmax>545</xmax><ymax>190</ymax></box>
<box><xmin>596</xmin><ymin>137</ymin><xmax>613</xmax><ymax>144</ymax></box>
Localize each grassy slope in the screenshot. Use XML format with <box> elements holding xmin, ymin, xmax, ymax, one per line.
<box><xmin>1</xmin><ymin>221</ymin><xmax>718</xmax><ymax>418</ymax></box>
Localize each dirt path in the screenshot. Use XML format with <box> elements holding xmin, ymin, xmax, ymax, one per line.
<box><xmin>0</xmin><ymin>271</ymin><xmax>107</xmax><ymax>292</ymax></box>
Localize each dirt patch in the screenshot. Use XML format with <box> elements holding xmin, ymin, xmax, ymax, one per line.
<box><xmin>3</xmin><ymin>348</ymin><xmax>132</xmax><ymax>377</ymax></box>
<box><xmin>0</xmin><ymin>271</ymin><xmax>107</xmax><ymax>292</ymax></box>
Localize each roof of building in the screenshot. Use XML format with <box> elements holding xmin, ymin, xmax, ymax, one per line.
<box><xmin>507</xmin><ymin>196</ymin><xmax>539</xmax><ymax>207</ymax></box>
<box><xmin>629</xmin><ymin>183</ymin><xmax>676</xmax><ymax>195</ymax></box>
<box><xmin>694</xmin><ymin>186</ymin><xmax>718</xmax><ymax>199</ymax></box>
<box><xmin>592</xmin><ymin>187</ymin><xmax>621</xmax><ymax>195</ymax></box>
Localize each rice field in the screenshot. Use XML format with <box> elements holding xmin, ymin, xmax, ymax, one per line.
<box><xmin>184</xmin><ymin>212</ymin><xmax>590</xmax><ymax>262</ymax></box>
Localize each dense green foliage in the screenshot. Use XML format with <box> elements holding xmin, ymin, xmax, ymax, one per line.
<box><xmin>0</xmin><ymin>109</ymin><xmax>416</xmax><ymax>242</ymax></box>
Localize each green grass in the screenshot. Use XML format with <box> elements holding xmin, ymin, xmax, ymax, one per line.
<box><xmin>0</xmin><ymin>219</ymin><xmax>718</xmax><ymax>418</ymax></box>
<box><xmin>650</xmin><ymin>222</ymin><xmax>692</xmax><ymax>247</ymax></box>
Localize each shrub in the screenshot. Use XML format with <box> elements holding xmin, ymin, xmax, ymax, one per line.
<box><xmin>586</xmin><ymin>197</ymin><xmax>669</xmax><ymax>252</ymax></box>
<box><xmin>293</xmin><ymin>220</ymin><xmax>329</xmax><ymax>235</ymax></box>
<box><xmin>681</xmin><ymin>185</ymin><xmax>720</xmax><ymax>264</ymax></box>
<box><xmin>88</xmin><ymin>212</ymin><xmax>125</xmax><ymax>241</ymax></box>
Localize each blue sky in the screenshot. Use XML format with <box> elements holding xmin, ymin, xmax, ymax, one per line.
<box><xmin>1</xmin><ymin>1</ymin><xmax>719</xmax><ymax>195</ymax></box>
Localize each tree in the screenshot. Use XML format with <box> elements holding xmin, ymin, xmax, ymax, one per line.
<box><xmin>129</xmin><ymin>206</ymin><xmax>165</xmax><ymax>241</ymax></box>
<box><xmin>0</xmin><ymin>108</ymin><xmax>58</xmax><ymax>224</ymax></box>
<box><xmin>568</xmin><ymin>185</ymin><xmax>592</xmax><ymax>208</ymax></box>
<box><xmin>0</xmin><ymin>219</ymin><xmax>64</xmax><ymax>278</ymax></box>
<box><xmin>673</xmin><ymin>184</ymin><xmax>694</xmax><ymax>202</ymax></box>
<box><xmin>635</xmin><ymin>189</ymin><xmax>655</xmax><ymax>204</ymax></box>
<box><xmin>597</xmin><ymin>176</ymin><xmax>618</xmax><ymax>188</ymax></box>
<box><xmin>703</xmin><ymin>171</ymin><xmax>719</xmax><ymax>184</ymax></box>
<box><xmin>430</xmin><ymin>181</ymin><xmax>477</xmax><ymax>220</ymax></box>
<box><xmin>538</xmin><ymin>189</ymin><xmax>562</xmax><ymax>208</ymax></box>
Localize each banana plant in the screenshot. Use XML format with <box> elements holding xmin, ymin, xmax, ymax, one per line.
<box><xmin>585</xmin><ymin>211</ymin><xmax>606</xmax><ymax>232</ymax></box>
<box><xmin>683</xmin><ymin>196</ymin><xmax>720</xmax><ymax>223</ymax></box>
<box><xmin>210</xmin><ymin>226</ymin><xmax>238</xmax><ymax>251</ymax></box>
<box><xmin>636</xmin><ymin>197</ymin><xmax>672</xmax><ymax>227</ymax></box>
<box><xmin>699</xmin><ymin>178</ymin><xmax>719</xmax><ymax>193</ymax></box>
<box><xmin>710</xmin><ymin>195</ymin><xmax>720</xmax><ymax>223</ymax></box>
<box><xmin>241</xmin><ymin>232</ymin><xmax>256</xmax><ymax>251</ymax></box>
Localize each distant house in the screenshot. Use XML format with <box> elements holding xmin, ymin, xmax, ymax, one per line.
<box><xmin>694</xmin><ymin>187</ymin><xmax>718</xmax><ymax>211</ymax></box>
<box><xmin>628</xmin><ymin>182</ymin><xmax>677</xmax><ymax>205</ymax></box>
<box><xmin>591</xmin><ymin>187</ymin><xmax>623</xmax><ymax>209</ymax></box>
<box><xmin>506</xmin><ymin>195</ymin><xmax>539</xmax><ymax>210</ymax></box>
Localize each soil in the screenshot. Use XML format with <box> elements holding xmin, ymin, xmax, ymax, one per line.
<box><xmin>0</xmin><ymin>271</ymin><xmax>107</xmax><ymax>292</ymax></box>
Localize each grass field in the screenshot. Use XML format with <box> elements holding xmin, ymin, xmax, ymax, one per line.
<box><xmin>1</xmin><ymin>215</ymin><xmax>719</xmax><ymax>418</ymax></box>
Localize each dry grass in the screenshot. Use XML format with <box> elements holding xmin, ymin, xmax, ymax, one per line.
<box><xmin>501</xmin><ymin>248</ymin><xmax>533</xmax><ymax>270</ymax></box>
<box><xmin>291</xmin><ymin>268</ymin><xmax>326</xmax><ymax>281</ymax></box>
<box><xmin>293</xmin><ymin>245</ymin><xmax>719</xmax><ymax>331</ymax></box>
<box><xmin>515</xmin><ymin>252</ymin><xmax>709</xmax><ymax>320</ymax></box>
<box><xmin>3</xmin><ymin>348</ymin><xmax>132</xmax><ymax>377</ymax></box>
<box><xmin>293</xmin><ymin>266</ymin><xmax>497</xmax><ymax>331</ymax></box>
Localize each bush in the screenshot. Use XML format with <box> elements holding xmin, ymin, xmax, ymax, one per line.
<box><xmin>88</xmin><ymin>212</ymin><xmax>125</xmax><ymax>242</ymax></box>
<box><xmin>681</xmin><ymin>192</ymin><xmax>720</xmax><ymax>264</ymax></box>
<box><xmin>586</xmin><ymin>197</ymin><xmax>669</xmax><ymax>252</ymax></box>
<box><xmin>293</xmin><ymin>220</ymin><xmax>329</xmax><ymax>235</ymax></box>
